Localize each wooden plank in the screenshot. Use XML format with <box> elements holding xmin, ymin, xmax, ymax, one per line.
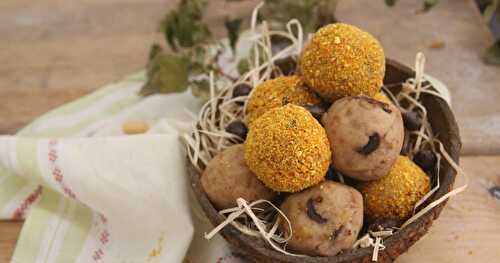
<box><xmin>398</xmin><ymin>155</ymin><xmax>500</xmax><ymax>262</ymax></box>
<box><xmin>1</xmin><ymin>156</ymin><xmax>498</xmax><ymax>262</ymax></box>
<box><xmin>337</xmin><ymin>0</ymin><xmax>500</xmax><ymax>155</ymax></box>
<box><xmin>0</xmin><ymin>221</ymin><xmax>22</xmax><ymax>263</ymax></box>
<box><xmin>0</xmin><ymin>0</ymin><xmax>258</xmax><ymax>134</ymax></box>
<box><xmin>0</xmin><ymin>0</ymin><xmax>498</xmax><ymax>262</ymax></box>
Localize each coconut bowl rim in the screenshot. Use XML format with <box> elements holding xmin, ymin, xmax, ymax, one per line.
<box><xmin>187</xmin><ymin>58</ymin><xmax>461</xmax><ymax>263</ymax></box>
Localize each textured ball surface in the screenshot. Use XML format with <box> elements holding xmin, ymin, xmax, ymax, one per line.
<box><xmin>245</xmin><ymin>104</ymin><xmax>331</xmax><ymax>192</ymax></box>
<box><xmin>373</xmin><ymin>92</ymin><xmax>392</xmax><ymax>104</ymax></box>
<box><xmin>245</xmin><ymin>76</ymin><xmax>321</xmax><ymax>125</ymax></box>
<box><xmin>202</xmin><ymin>144</ymin><xmax>275</xmax><ymax>210</ymax></box>
<box><xmin>300</xmin><ymin>23</ymin><xmax>385</xmax><ymax>102</ymax></box>
<box><xmin>359</xmin><ymin>156</ymin><xmax>431</xmax><ymax>221</ymax></box>
<box><xmin>322</xmin><ymin>96</ymin><xmax>404</xmax><ymax>181</ymax></box>
<box><xmin>279</xmin><ymin>181</ymin><xmax>364</xmax><ymax>256</ymax></box>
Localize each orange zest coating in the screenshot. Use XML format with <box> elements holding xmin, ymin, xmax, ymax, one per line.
<box><xmin>245</xmin><ymin>104</ymin><xmax>331</xmax><ymax>192</ymax></box>
<box><xmin>245</xmin><ymin>76</ymin><xmax>321</xmax><ymax>125</ymax></box>
<box><xmin>300</xmin><ymin>23</ymin><xmax>385</xmax><ymax>102</ymax></box>
<box><xmin>359</xmin><ymin>156</ymin><xmax>431</xmax><ymax>221</ymax></box>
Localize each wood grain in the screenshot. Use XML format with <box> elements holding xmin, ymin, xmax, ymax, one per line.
<box><xmin>0</xmin><ymin>221</ymin><xmax>22</xmax><ymax>263</ymax></box>
<box><xmin>3</xmin><ymin>156</ymin><xmax>495</xmax><ymax>263</ymax></box>
<box><xmin>398</xmin><ymin>156</ymin><xmax>500</xmax><ymax>263</ymax></box>
<box><xmin>337</xmin><ymin>0</ymin><xmax>500</xmax><ymax>155</ymax></box>
<box><xmin>0</xmin><ymin>0</ymin><xmax>499</xmax><ymax>262</ymax></box>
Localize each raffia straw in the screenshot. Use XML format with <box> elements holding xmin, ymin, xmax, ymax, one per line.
<box><xmin>182</xmin><ymin>3</ymin><xmax>303</xmax><ymax>172</ymax></box>
<box><xmin>183</xmin><ymin>4</ymin><xmax>306</xmax><ymax>256</ymax></box>
<box><xmin>383</xmin><ymin>52</ymin><xmax>468</xmax><ymax>229</ymax></box>
<box><xmin>372</xmin><ymin>237</ymin><xmax>385</xmax><ymax>261</ymax></box>
<box><xmin>204</xmin><ymin>198</ymin><xmax>305</xmax><ymax>257</ymax></box>
<box><xmin>184</xmin><ymin>1</ymin><xmax>467</xmax><ymax>258</ymax></box>
<box><xmin>352</xmin><ymin>52</ymin><xmax>468</xmax><ymax>261</ymax></box>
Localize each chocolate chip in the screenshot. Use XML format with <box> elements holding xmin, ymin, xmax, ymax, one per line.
<box><xmin>306</xmin><ymin>198</ymin><xmax>328</xmax><ymax>224</ymax></box>
<box><xmin>401</xmin><ymin>131</ymin><xmax>411</xmax><ymax>155</ymax></box>
<box><xmin>413</xmin><ymin>150</ymin><xmax>437</xmax><ymax>171</ymax></box>
<box><xmin>304</xmin><ymin>104</ymin><xmax>326</xmax><ymax>121</ymax></box>
<box><xmin>331</xmin><ymin>225</ymin><xmax>345</xmax><ymax>241</ymax></box>
<box><xmin>271</xmin><ymin>35</ymin><xmax>294</xmax><ymax>54</ymax></box>
<box><xmin>274</xmin><ymin>56</ymin><xmax>297</xmax><ymax>76</ymax></box>
<box><xmin>403</xmin><ymin>111</ymin><xmax>422</xmax><ymax>131</ymax></box>
<box><xmin>489</xmin><ymin>186</ymin><xmax>500</xmax><ymax>200</ymax></box>
<box><xmin>367</xmin><ymin>218</ymin><xmax>401</xmax><ymax>232</ymax></box>
<box><xmin>225</xmin><ymin>121</ymin><xmax>248</xmax><ymax>141</ymax></box>
<box><xmin>232</xmin><ymin>84</ymin><xmax>252</xmax><ymax>105</ymax></box>
<box><xmin>325</xmin><ymin>165</ymin><xmax>337</xmax><ymax>181</ymax></box>
<box><xmin>357</xmin><ymin>133</ymin><xmax>380</xmax><ymax>155</ymax></box>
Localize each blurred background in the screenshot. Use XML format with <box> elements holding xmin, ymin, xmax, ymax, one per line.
<box><xmin>1</xmin><ymin>0</ymin><xmax>499</xmax><ymax>262</ymax></box>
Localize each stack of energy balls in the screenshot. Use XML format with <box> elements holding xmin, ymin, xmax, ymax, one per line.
<box><xmin>201</xmin><ymin>23</ymin><xmax>431</xmax><ymax>257</ymax></box>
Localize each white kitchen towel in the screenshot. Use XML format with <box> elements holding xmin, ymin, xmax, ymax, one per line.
<box><xmin>0</xmin><ymin>71</ymin><xmax>243</xmax><ymax>263</ymax></box>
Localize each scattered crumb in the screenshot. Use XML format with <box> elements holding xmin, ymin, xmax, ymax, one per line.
<box><xmin>122</xmin><ymin>120</ymin><xmax>149</xmax><ymax>134</ymax></box>
<box><xmin>429</xmin><ymin>40</ymin><xmax>445</xmax><ymax>49</ymax></box>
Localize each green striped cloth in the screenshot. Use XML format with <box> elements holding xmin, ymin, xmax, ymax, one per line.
<box><xmin>0</xmin><ymin>72</ymin><xmax>243</xmax><ymax>263</ymax></box>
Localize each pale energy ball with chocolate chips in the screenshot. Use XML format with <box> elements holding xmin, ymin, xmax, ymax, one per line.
<box><xmin>279</xmin><ymin>181</ymin><xmax>364</xmax><ymax>256</ymax></box>
<box><xmin>201</xmin><ymin>144</ymin><xmax>275</xmax><ymax>210</ymax></box>
<box><xmin>322</xmin><ymin>96</ymin><xmax>404</xmax><ymax>181</ymax></box>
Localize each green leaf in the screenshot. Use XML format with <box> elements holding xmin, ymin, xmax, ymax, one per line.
<box><xmin>385</xmin><ymin>0</ymin><xmax>397</xmax><ymax>7</ymax></box>
<box><xmin>159</xmin><ymin>0</ymin><xmax>211</xmax><ymax>50</ymax></box>
<box><xmin>162</xmin><ymin>12</ymin><xmax>179</xmax><ymax>51</ymax></box>
<box><xmin>190</xmin><ymin>79</ymin><xmax>211</xmax><ymax>101</ymax></box>
<box><xmin>484</xmin><ymin>40</ymin><xmax>500</xmax><ymax>66</ymax></box>
<box><xmin>483</xmin><ymin>0</ymin><xmax>499</xmax><ymax>22</ymax></box>
<box><xmin>422</xmin><ymin>0</ymin><xmax>439</xmax><ymax>12</ymax></box>
<box><xmin>237</xmin><ymin>59</ymin><xmax>250</xmax><ymax>75</ymax></box>
<box><xmin>148</xmin><ymin>44</ymin><xmax>163</xmax><ymax>61</ymax></box>
<box><xmin>225</xmin><ymin>17</ymin><xmax>242</xmax><ymax>53</ymax></box>
<box><xmin>140</xmin><ymin>53</ymin><xmax>190</xmax><ymax>96</ymax></box>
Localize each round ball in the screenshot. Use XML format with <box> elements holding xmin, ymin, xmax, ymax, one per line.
<box><xmin>279</xmin><ymin>181</ymin><xmax>364</xmax><ymax>256</ymax></box>
<box><xmin>245</xmin><ymin>104</ymin><xmax>331</xmax><ymax>192</ymax></box>
<box><xmin>322</xmin><ymin>96</ymin><xmax>404</xmax><ymax>181</ymax></box>
<box><xmin>201</xmin><ymin>144</ymin><xmax>275</xmax><ymax>210</ymax></box>
<box><xmin>359</xmin><ymin>156</ymin><xmax>431</xmax><ymax>221</ymax></box>
<box><xmin>300</xmin><ymin>23</ymin><xmax>385</xmax><ymax>102</ymax></box>
<box><xmin>245</xmin><ymin>76</ymin><xmax>321</xmax><ymax>125</ymax></box>
<box><xmin>373</xmin><ymin>92</ymin><xmax>391</xmax><ymax>104</ymax></box>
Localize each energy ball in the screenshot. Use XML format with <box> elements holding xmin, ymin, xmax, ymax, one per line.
<box><xmin>245</xmin><ymin>76</ymin><xmax>321</xmax><ymax>125</ymax></box>
<box><xmin>201</xmin><ymin>144</ymin><xmax>275</xmax><ymax>210</ymax></box>
<box><xmin>359</xmin><ymin>156</ymin><xmax>431</xmax><ymax>221</ymax></box>
<box><xmin>373</xmin><ymin>92</ymin><xmax>392</xmax><ymax>104</ymax></box>
<box><xmin>300</xmin><ymin>23</ymin><xmax>385</xmax><ymax>102</ymax></box>
<box><xmin>322</xmin><ymin>96</ymin><xmax>404</xmax><ymax>181</ymax></box>
<box><xmin>245</xmin><ymin>104</ymin><xmax>331</xmax><ymax>192</ymax></box>
<box><xmin>279</xmin><ymin>181</ymin><xmax>363</xmax><ymax>256</ymax></box>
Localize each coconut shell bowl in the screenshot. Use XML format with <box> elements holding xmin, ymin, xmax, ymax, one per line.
<box><xmin>184</xmin><ymin>21</ymin><xmax>461</xmax><ymax>263</ymax></box>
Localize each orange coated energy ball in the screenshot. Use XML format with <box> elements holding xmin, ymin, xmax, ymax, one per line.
<box><xmin>244</xmin><ymin>104</ymin><xmax>331</xmax><ymax>192</ymax></box>
<box><xmin>245</xmin><ymin>76</ymin><xmax>321</xmax><ymax>125</ymax></box>
<box><xmin>300</xmin><ymin>23</ymin><xmax>385</xmax><ymax>102</ymax></box>
<box><xmin>358</xmin><ymin>156</ymin><xmax>431</xmax><ymax>221</ymax></box>
<box><xmin>373</xmin><ymin>92</ymin><xmax>392</xmax><ymax>104</ymax></box>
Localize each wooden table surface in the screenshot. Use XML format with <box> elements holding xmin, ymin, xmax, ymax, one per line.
<box><xmin>1</xmin><ymin>0</ymin><xmax>499</xmax><ymax>262</ymax></box>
